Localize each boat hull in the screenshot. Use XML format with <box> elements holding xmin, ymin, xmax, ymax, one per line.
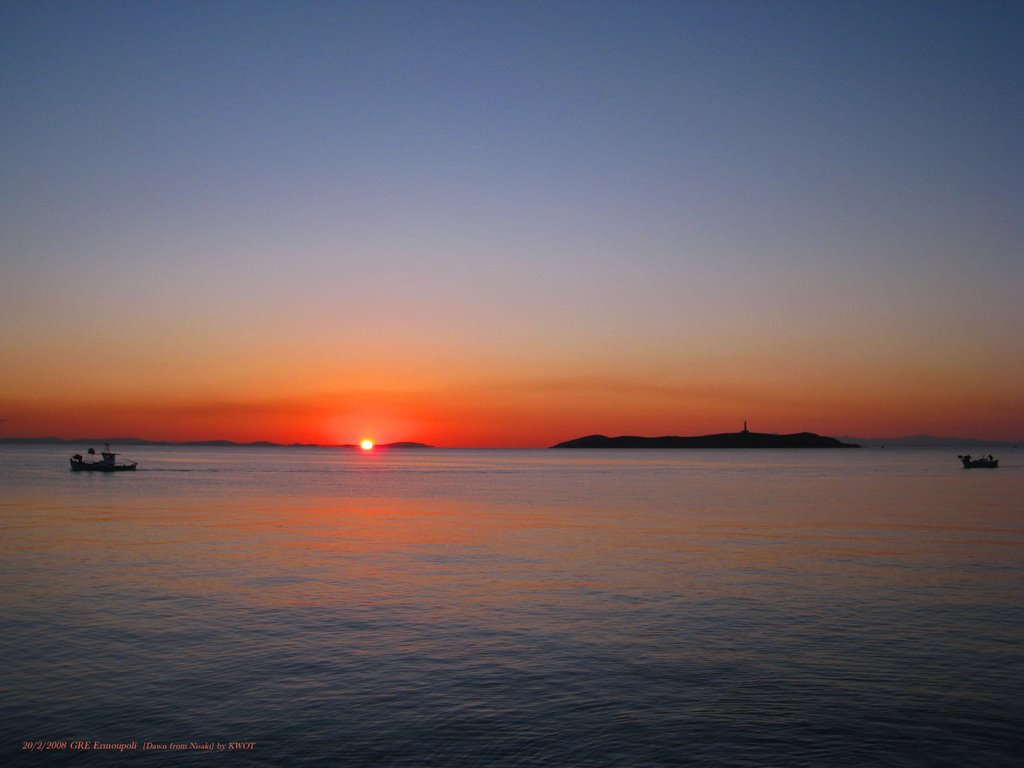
<box><xmin>70</xmin><ymin>459</ymin><xmax>137</xmax><ymax>472</ymax></box>
<box><xmin>959</xmin><ymin>458</ymin><xmax>998</xmax><ymax>469</ymax></box>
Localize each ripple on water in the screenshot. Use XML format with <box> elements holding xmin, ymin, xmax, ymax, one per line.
<box><xmin>2</xmin><ymin>446</ymin><xmax>1023</xmax><ymax>766</ymax></box>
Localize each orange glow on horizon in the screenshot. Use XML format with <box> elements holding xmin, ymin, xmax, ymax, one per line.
<box><xmin>2</xmin><ymin>368</ymin><xmax>1023</xmax><ymax>446</ymax></box>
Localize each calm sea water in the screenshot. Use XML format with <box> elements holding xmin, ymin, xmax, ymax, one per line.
<box><xmin>2</xmin><ymin>445</ymin><xmax>1022</xmax><ymax>767</ymax></box>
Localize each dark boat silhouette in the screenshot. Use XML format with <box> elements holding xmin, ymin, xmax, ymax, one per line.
<box><xmin>958</xmin><ymin>454</ymin><xmax>998</xmax><ymax>469</ymax></box>
<box><xmin>70</xmin><ymin>444</ymin><xmax>137</xmax><ymax>472</ymax></box>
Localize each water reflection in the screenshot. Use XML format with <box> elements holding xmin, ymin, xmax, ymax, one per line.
<box><xmin>1</xmin><ymin>446</ymin><xmax>1022</xmax><ymax>766</ymax></box>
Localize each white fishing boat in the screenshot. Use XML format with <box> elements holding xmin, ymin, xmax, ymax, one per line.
<box><xmin>70</xmin><ymin>444</ymin><xmax>137</xmax><ymax>472</ymax></box>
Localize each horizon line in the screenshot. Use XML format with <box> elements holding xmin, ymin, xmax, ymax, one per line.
<box><xmin>1</xmin><ymin>431</ymin><xmax>1020</xmax><ymax>450</ymax></box>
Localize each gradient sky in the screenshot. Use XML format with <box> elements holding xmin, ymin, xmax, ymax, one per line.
<box><xmin>2</xmin><ymin>1</ymin><xmax>1022</xmax><ymax>446</ymax></box>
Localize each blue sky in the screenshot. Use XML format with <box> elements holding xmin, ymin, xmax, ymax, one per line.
<box><xmin>2</xmin><ymin>1</ymin><xmax>1022</xmax><ymax>444</ymax></box>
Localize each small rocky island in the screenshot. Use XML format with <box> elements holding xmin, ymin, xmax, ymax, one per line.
<box><xmin>552</xmin><ymin>424</ymin><xmax>859</xmax><ymax>449</ymax></box>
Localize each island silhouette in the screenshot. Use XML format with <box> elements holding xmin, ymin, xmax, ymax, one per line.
<box><xmin>552</xmin><ymin>424</ymin><xmax>859</xmax><ymax>449</ymax></box>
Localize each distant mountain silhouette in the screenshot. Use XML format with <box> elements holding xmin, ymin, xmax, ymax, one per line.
<box><xmin>837</xmin><ymin>434</ymin><xmax>1020</xmax><ymax>448</ymax></box>
<box><xmin>0</xmin><ymin>437</ymin><xmax>432</xmax><ymax>449</ymax></box>
<box><xmin>552</xmin><ymin>431</ymin><xmax>859</xmax><ymax>449</ymax></box>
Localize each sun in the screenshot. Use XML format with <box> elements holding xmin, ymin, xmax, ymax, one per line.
<box><xmin>360</xmin><ymin>439</ymin><xmax>374</xmax><ymax>451</ymax></box>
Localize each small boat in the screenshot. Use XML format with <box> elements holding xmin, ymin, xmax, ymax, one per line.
<box><xmin>958</xmin><ymin>454</ymin><xmax>998</xmax><ymax>469</ymax></box>
<box><xmin>70</xmin><ymin>444</ymin><xmax>138</xmax><ymax>472</ymax></box>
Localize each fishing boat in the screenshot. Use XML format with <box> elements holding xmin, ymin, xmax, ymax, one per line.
<box><xmin>958</xmin><ymin>454</ymin><xmax>998</xmax><ymax>469</ymax></box>
<box><xmin>70</xmin><ymin>444</ymin><xmax>138</xmax><ymax>472</ymax></box>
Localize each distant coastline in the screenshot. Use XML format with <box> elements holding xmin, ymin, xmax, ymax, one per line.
<box><xmin>0</xmin><ymin>434</ymin><xmax>1018</xmax><ymax>450</ymax></box>
<box><xmin>552</xmin><ymin>430</ymin><xmax>859</xmax><ymax>449</ymax></box>
<box><xmin>0</xmin><ymin>437</ymin><xmax>432</xmax><ymax>449</ymax></box>
<box><xmin>836</xmin><ymin>434</ymin><xmax>1020</xmax><ymax>449</ymax></box>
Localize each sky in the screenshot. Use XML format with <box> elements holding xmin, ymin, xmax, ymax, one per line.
<box><xmin>2</xmin><ymin>0</ymin><xmax>1022</xmax><ymax>447</ymax></box>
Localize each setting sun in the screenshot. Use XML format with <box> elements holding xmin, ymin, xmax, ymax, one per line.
<box><xmin>360</xmin><ymin>439</ymin><xmax>374</xmax><ymax>451</ymax></box>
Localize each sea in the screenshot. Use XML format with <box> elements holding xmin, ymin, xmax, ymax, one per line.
<box><xmin>1</xmin><ymin>444</ymin><xmax>1022</xmax><ymax>767</ymax></box>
